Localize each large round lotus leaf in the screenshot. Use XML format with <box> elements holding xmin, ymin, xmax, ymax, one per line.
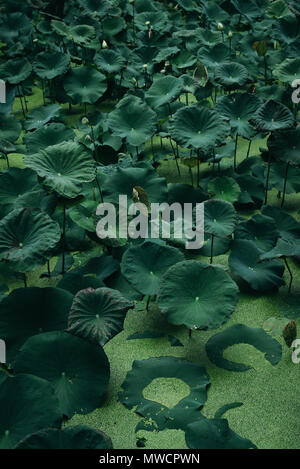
<box><xmin>24</xmin><ymin>104</ymin><xmax>62</xmax><ymax>131</ymax></box>
<box><xmin>67</xmin><ymin>287</ymin><xmax>134</xmax><ymax>346</ymax></box>
<box><xmin>64</xmin><ymin>66</ymin><xmax>107</xmax><ymax>104</ymax></box>
<box><xmin>206</xmin><ymin>324</ymin><xmax>282</xmax><ymax>372</ymax></box>
<box><xmin>51</xmin><ymin>19</ymin><xmax>69</xmax><ymax>37</ymax></box>
<box><xmin>102</xmin><ymin>166</ymin><xmax>167</xmax><ymax>203</ymax></box>
<box><xmin>229</xmin><ymin>240</ymin><xmax>285</xmax><ymax>291</ymax></box>
<box><xmin>0</xmin><ymin>208</ymin><xmax>61</xmax><ymax>272</ymax></box>
<box><xmin>69</xmin><ymin>200</ymin><xmax>98</xmax><ymax>232</ymax></box>
<box><xmin>215</xmin><ymin>93</ymin><xmax>261</xmax><ymax>138</ymax></box>
<box><xmin>267</xmin><ymin>126</ymin><xmax>300</xmax><ymax>166</ymax></box>
<box><xmin>261</xmin><ymin>206</ymin><xmax>300</xmax><ymax>243</ymax></box>
<box><xmin>0</xmin><ymin>57</ymin><xmax>31</xmax><ymax>85</ymax></box>
<box><xmin>0</xmin><ymin>374</ymin><xmax>61</xmax><ymax>449</ymax></box>
<box><xmin>231</xmin><ymin>0</ymin><xmax>261</xmax><ymax>20</ymax></box>
<box><xmin>13</xmin><ymin>331</ymin><xmax>110</xmax><ymax>418</ymax></box>
<box><xmin>0</xmin><ymin>287</ymin><xmax>73</xmax><ymax>364</ymax></box>
<box><xmin>15</xmin><ymin>425</ymin><xmax>113</xmax><ymax>449</ymax></box>
<box><xmin>260</xmin><ymin>239</ymin><xmax>300</xmax><ymax>261</ymax></box>
<box><xmin>23</xmin><ymin>123</ymin><xmax>75</xmax><ymax>154</ymax></box>
<box><xmin>102</xmin><ymin>15</ymin><xmax>126</xmax><ymax>37</ymax></box>
<box><xmin>168</xmin><ymin>183</ymin><xmax>207</xmax><ymax>205</ymax></box>
<box><xmin>145</xmin><ymin>76</ymin><xmax>183</xmax><ymax>109</ymax></box>
<box><xmin>78</xmin><ymin>0</ymin><xmax>110</xmax><ymax>17</ymax></box>
<box><xmin>121</xmin><ymin>241</ymin><xmax>184</xmax><ymax>296</ymax></box>
<box><xmin>0</xmin><ymin>114</ymin><xmax>22</xmax><ymax>142</ymax></box>
<box><xmin>214</xmin><ymin>62</ymin><xmax>249</xmax><ymax>89</ymax></box>
<box><xmin>135</xmin><ymin>11</ymin><xmax>170</xmax><ymax>32</ymax></box>
<box><xmin>204</xmin><ymin>200</ymin><xmax>237</xmax><ymax>238</ymax></box>
<box><xmin>158</xmin><ymin>261</ymin><xmax>239</xmax><ymax>330</ymax></box>
<box><xmin>234</xmin><ymin>214</ymin><xmax>279</xmax><ymax>252</ymax></box>
<box><xmin>169</xmin><ymin>105</ymin><xmax>229</xmax><ymax>151</ymax></box>
<box><xmin>186</xmin><ymin>417</ymin><xmax>257</xmax><ymax>449</ymax></box>
<box><xmin>273</xmin><ymin>58</ymin><xmax>300</xmax><ymax>84</ymax></box>
<box><xmin>94</xmin><ymin>49</ymin><xmax>126</xmax><ymax>74</ymax></box>
<box><xmin>207</xmin><ymin>176</ymin><xmax>241</xmax><ymax>203</ymax></box>
<box><xmin>197</xmin><ymin>44</ymin><xmax>230</xmax><ymax>69</ymax></box>
<box><xmin>33</xmin><ymin>51</ymin><xmax>70</xmax><ymax>80</ymax></box>
<box><xmin>24</xmin><ymin>141</ymin><xmax>95</xmax><ymax>198</ymax></box>
<box><xmin>0</xmin><ymin>12</ymin><xmax>32</xmax><ymax>44</ymax></box>
<box><xmin>171</xmin><ymin>50</ymin><xmax>197</xmax><ymax>69</ymax></box>
<box><xmin>198</xmin><ymin>232</ymin><xmax>231</xmax><ymax>258</ymax></box>
<box><xmin>107</xmin><ymin>95</ymin><xmax>157</xmax><ymax>147</ymax></box>
<box><xmin>250</xmin><ymin>100</ymin><xmax>295</xmax><ymax>133</ymax></box>
<box><xmin>236</xmin><ymin>173</ymin><xmax>265</xmax><ymax>206</ymax></box>
<box><xmin>70</xmin><ymin>24</ymin><xmax>96</xmax><ymax>45</ymax></box>
<box><xmin>154</xmin><ymin>46</ymin><xmax>180</xmax><ymax>63</ymax></box>
<box><xmin>119</xmin><ymin>356</ymin><xmax>210</xmax><ymax>431</ymax></box>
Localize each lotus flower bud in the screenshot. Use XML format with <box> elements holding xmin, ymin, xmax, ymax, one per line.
<box><xmin>131</xmin><ymin>77</ymin><xmax>137</xmax><ymax>84</ymax></box>
<box><xmin>33</xmin><ymin>38</ymin><xmax>38</xmax><ymax>43</ymax></box>
<box><xmin>145</xmin><ymin>21</ymin><xmax>150</xmax><ymax>26</ymax></box>
<box><xmin>85</xmin><ymin>135</ymin><xmax>92</xmax><ymax>142</ymax></box>
<box><xmin>102</xmin><ymin>40</ymin><xmax>108</xmax><ymax>49</ymax></box>
<box><xmin>143</xmin><ymin>63</ymin><xmax>148</xmax><ymax>69</ymax></box>
<box><xmin>228</xmin><ymin>31</ymin><xmax>233</xmax><ymax>38</ymax></box>
<box><xmin>81</xmin><ymin>117</ymin><xmax>89</xmax><ymax>125</ymax></box>
<box><xmin>218</xmin><ymin>22</ymin><xmax>224</xmax><ymax>31</ymax></box>
<box><xmin>160</xmin><ymin>68</ymin><xmax>166</xmax><ymax>74</ymax></box>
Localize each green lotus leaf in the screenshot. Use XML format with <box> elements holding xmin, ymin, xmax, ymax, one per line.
<box><xmin>154</xmin><ymin>46</ymin><xmax>180</xmax><ymax>63</ymax></box>
<box><xmin>67</xmin><ymin>287</ymin><xmax>133</xmax><ymax>346</ymax></box>
<box><xmin>229</xmin><ymin>240</ymin><xmax>285</xmax><ymax>291</ymax></box>
<box><xmin>73</xmin><ymin>255</ymin><xmax>120</xmax><ymax>281</ymax></box>
<box><xmin>231</xmin><ymin>0</ymin><xmax>261</xmax><ymax>21</ymax></box>
<box><xmin>266</xmin><ymin>0</ymin><xmax>289</xmax><ymax>18</ymax></box>
<box><xmin>236</xmin><ymin>174</ymin><xmax>265</xmax><ymax>206</ymax></box>
<box><xmin>102</xmin><ymin>15</ymin><xmax>126</xmax><ymax>37</ymax></box>
<box><xmin>0</xmin><ymin>208</ymin><xmax>61</xmax><ymax>272</ymax></box>
<box><xmin>215</xmin><ymin>93</ymin><xmax>261</xmax><ymax>138</ymax></box>
<box><xmin>0</xmin><ymin>138</ymin><xmax>15</xmax><ymax>155</ymax></box>
<box><xmin>50</xmin><ymin>19</ymin><xmax>69</xmax><ymax>37</ymax></box>
<box><xmin>206</xmin><ymin>324</ymin><xmax>282</xmax><ymax>372</ymax></box>
<box><xmin>0</xmin><ymin>12</ymin><xmax>33</xmax><ymax>44</ymax></box>
<box><xmin>250</xmin><ymin>100</ymin><xmax>295</xmax><ymax>133</ymax></box>
<box><xmin>260</xmin><ymin>239</ymin><xmax>300</xmax><ymax>261</ymax></box>
<box><xmin>171</xmin><ymin>50</ymin><xmax>197</xmax><ymax>69</ymax></box>
<box><xmin>33</xmin><ymin>51</ymin><xmax>70</xmax><ymax>80</ymax></box>
<box><xmin>198</xmin><ymin>232</ymin><xmax>231</xmax><ymax>258</ymax></box>
<box><xmin>0</xmin><ymin>114</ymin><xmax>22</xmax><ymax>142</ymax></box>
<box><xmin>204</xmin><ymin>199</ymin><xmax>237</xmax><ymax>238</ymax></box>
<box><xmin>23</xmin><ymin>123</ymin><xmax>75</xmax><ymax>154</ymax></box>
<box><xmin>102</xmin><ymin>165</ymin><xmax>167</xmax><ymax>203</ymax></box>
<box><xmin>234</xmin><ymin>214</ymin><xmax>279</xmax><ymax>252</ymax></box>
<box><xmin>273</xmin><ymin>58</ymin><xmax>300</xmax><ymax>84</ymax></box>
<box><xmin>0</xmin><ymin>286</ymin><xmax>73</xmax><ymax>364</ymax></box>
<box><xmin>214</xmin><ymin>62</ymin><xmax>249</xmax><ymax>90</ymax></box>
<box><xmin>0</xmin><ymin>57</ymin><xmax>31</xmax><ymax>84</ymax></box>
<box><xmin>158</xmin><ymin>260</ymin><xmax>239</xmax><ymax>330</ymax></box>
<box><xmin>69</xmin><ymin>200</ymin><xmax>98</xmax><ymax>232</ymax></box>
<box><xmin>186</xmin><ymin>416</ymin><xmax>257</xmax><ymax>449</ymax></box>
<box><xmin>24</xmin><ymin>104</ymin><xmax>62</xmax><ymax>131</ymax></box>
<box><xmin>0</xmin><ymin>374</ymin><xmax>61</xmax><ymax>449</ymax></box>
<box><xmin>145</xmin><ymin>76</ymin><xmax>183</xmax><ymax>109</ymax></box>
<box><xmin>267</xmin><ymin>162</ymin><xmax>300</xmax><ymax>194</ymax></box>
<box><xmin>24</xmin><ymin>141</ymin><xmax>96</xmax><ymax>199</ymax></box>
<box><xmin>70</xmin><ymin>24</ymin><xmax>96</xmax><ymax>45</ymax></box>
<box><xmin>0</xmin><ymin>168</ymin><xmax>56</xmax><ymax>216</ymax></box>
<box><xmin>261</xmin><ymin>206</ymin><xmax>300</xmax><ymax>243</ymax></box>
<box><xmin>197</xmin><ymin>44</ymin><xmax>230</xmax><ymax>70</ymax></box>
<box><xmin>167</xmin><ymin>183</ymin><xmax>207</xmax><ymax>205</ymax></box>
<box><xmin>64</xmin><ymin>66</ymin><xmax>107</xmax><ymax>104</ymax></box>
<box><xmin>15</xmin><ymin>426</ymin><xmax>113</xmax><ymax>449</ymax></box>
<box><xmin>78</xmin><ymin>0</ymin><xmax>110</xmax><ymax>17</ymax></box>
<box><xmin>207</xmin><ymin>176</ymin><xmax>241</xmax><ymax>203</ymax></box>
<box><xmin>119</xmin><ymin>356</ymin><xmax>210</xmax><ymax>431</ymax></box>
<box><xmin>121</xmin><ymin>241</ymin><xmax>184</xmax><ymax>296</ymax></box>
<box><xmin>267</xmin><ymin>126</ymin><xmax>300</xmax><ymax>166</ymax></box>
<box><xmin>13</xmin><ymin>331</ymin><xmax>110</xmax><ymax>418</ymax></box>
<box><xmin>94</xmin><ymin>49</ymin><xmax>126</xmax><ymax>74</ymax></box>
<box><xmin>107</xmin><ymin>95</ymin><xmax>157</xmax><ymax>147</ymax></box>
<box><xmin>135</xmin><ymin>11</ymin><xmax>170</xmax><ymax>32</ymax></box>
<box><xmin>169</xmin><ymin>105</ymin><xmax>229</xmax><ymax>150</ymax></box>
